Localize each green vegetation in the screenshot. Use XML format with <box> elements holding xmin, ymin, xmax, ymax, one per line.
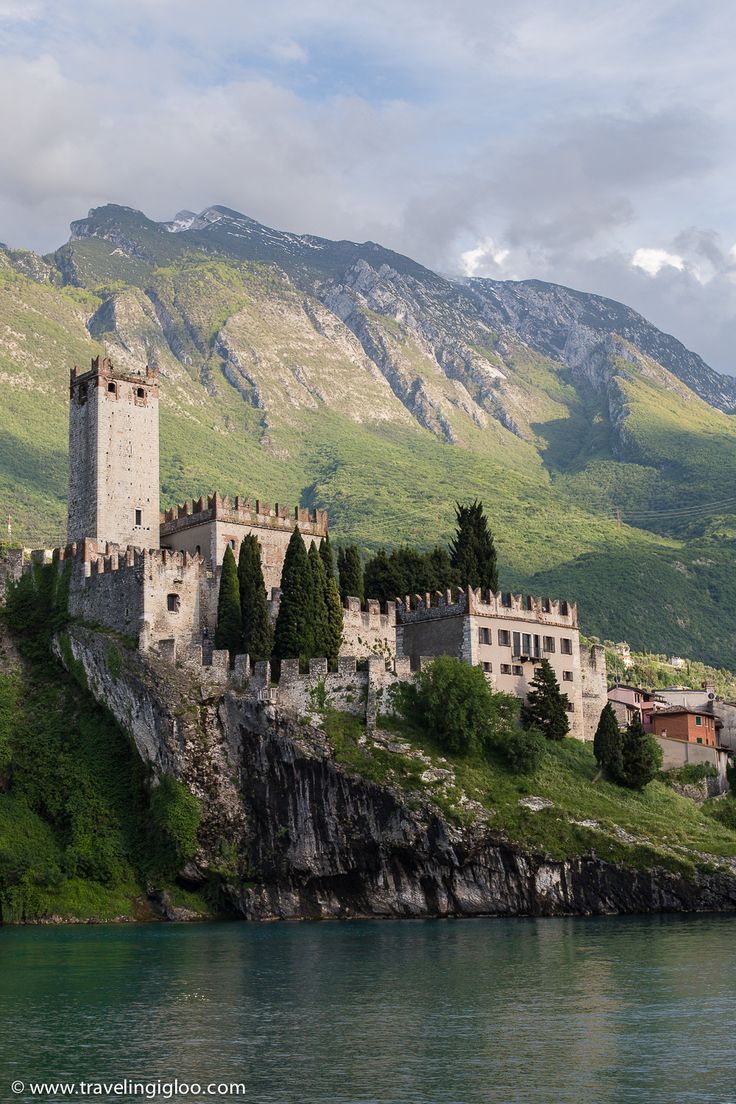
<box><xmin>450</xmin><ymin>499</ymin><xmax>498</xmax><ymax>592</ymax></box>
<box><xmin>319</xmin><ymin>536</ymin><xmax>344</xmax><ymax>665</ymax></box>
<box><xmin>0</xmin><ymin>571</ymin><xmax>210</xmax><ymax>923</ymax></box>
<box><xmin>274</xmin><ymin>526</ymin><xmax>314</xmax><ymax>663</ymax></box>
<box><xmin>594</xmin><ymin>702</ymin><xmax>622</xmax><ymax>779</ymax></box>
<box><xmin>237</xmin><ymin>534</ymin><xmax>273</xmax><ymax>661</ymax></box>
<box><xmin>393</xmin><ymin>655</ymin><xmax>517</xmax><ymax>757</ymax></box>
<box><xmin>337</xmin><ymin>545</ymin><xmax>364</xmax><ymax>603</ymax></box>
<box><xmin>214</xmin><ymin>545</ymin><xmax>242</xmax><ymax>655</ymax></box>
<box><xmin>364</xmin><ymin>544</ymin><xmax>455</xmax><ymax>604</ymax></box>
<box><xmin>521</xmin><ymin>659</ymin><xmax>570</xmax><ymax>741</ymax></box>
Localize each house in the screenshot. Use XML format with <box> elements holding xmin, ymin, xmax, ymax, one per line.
<box><xmin>607</xmin><ymin>685</ymin><xmax>663</xmax><ymax>731</ymax></box>
<box><xmin>650</xmin><ymin>707</ymin><xmax>731</xmax><ymax>784</ymax></box>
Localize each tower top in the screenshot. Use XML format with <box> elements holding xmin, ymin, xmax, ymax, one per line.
<box><xmin>70</xmin><ymin>355</ymin><xmax>159</xmax><ymax>395</ymax></box>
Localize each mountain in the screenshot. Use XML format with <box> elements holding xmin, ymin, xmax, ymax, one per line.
<box><xmin>2</xmin><ymin>202</ymin><xmax>736</xmax><ymax>665</ymax></box>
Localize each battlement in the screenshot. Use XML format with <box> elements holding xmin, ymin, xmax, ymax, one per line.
<box><xmin>70</xmin><ymin>356</ymin><xmax>160</xmax><ymax>400</ymax></box>
<box><xmin>343</xmin><ymin>596</ymin><xmax>396</xmax><ymax>626</ymax></box>
<box><xmin>159</xmin><ymin>492</ymin><xmax>328</xmax><ymax>538</ymax></box>
<box><xmin>396</xmin><ymin>587</ymin><xmax>578</xmax><ymax>627</ymax></box>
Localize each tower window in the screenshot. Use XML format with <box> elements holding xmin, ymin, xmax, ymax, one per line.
<box><xmin>107</xmin><ymin>381</ymin><xmax>117</xmax><ymax>395</ymax></box>
<box><xmin>135</xmin><ymin>508</ymin><xmax>142</xmax><ymax>526</ymax></box>
<box><xmin>167</xmin><ymin>594</ymin><xmax>181</xmax><ymax>613</ymax></box>
<box><xmin>78</xmin><ymin>383</ymin><xmax>88</xmax><ymax>403</ymax></box>
<box><xmin>136</xmin><ymin>386</ymin><xmax>145</xmax><ymax>398</ymax></box>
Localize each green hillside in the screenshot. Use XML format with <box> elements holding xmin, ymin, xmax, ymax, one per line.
<box><xmin>1</xmin><ymin>204</ymin><xmax>736</xmax><ymax>665</ymax></box>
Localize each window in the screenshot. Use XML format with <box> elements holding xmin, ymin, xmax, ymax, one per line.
<box><xmin>695</xmin><ymin>715</ymin><xmax>702</xmax><ymax>726</ymax></box>
<box><xmin>696</xmin><ymin>737</ymin><xmax>703</xmax><ymax>745</ymax></box>
<box><xmin>136</xmin><ymin>386</ymin><xmax>145</xmax><ymax>398</ymax></box>
<box><xmin>135</xmin><ymin>508</ymin><xmax>142</xmax><ymax>526</ymax></box>
<box><xmin>482</xmin><ymin>662</ymin><xmax>492</xmax><ymax>673</ymax></box>
<box><xmin>228</xmin><ymin>539</ymin><xmax>236</xmax><ymax>550</ymax></box>
<box><xmin>500</xmin><ymin>663</ymin><xmax>512</xmax><ymax>675</ymax></box>
<box><xmin>513</xmin><ymin>631</ymin><xmax>521</xmax><ymax>654</ymax></box>
<box><xmin>107</xmin><ymin>381</ymin><xmax>117</xmax><ymax>395</ymax></box>
<box><xmin>512</xmin><ymin>665</ymin><xmax>523</xmax><ymax>676</ymax></box>
<box><xmin>561</xmin><ymin>638</ymin><xmax>573</xmax><ymax>655</ymax></box>
<box><xmin>479</xmin><ymin>627</ymin><xmax>491</xmax><ymax>645</ymax></box>
<box><xmin>563</xmin><ymin>671</ymin><xmax>573</xmax><ymax>682</ymax></box>
<box><xmin>167</xmin><ymin>594</ymin><xmax>181</xmax><ymax>613</ymax></box>
<box><xmin>543</xmin><ymin>636</ymin><xmax>555</xmax><ymax>653</ymax></box>
<box><xmin>566</xmin><ymin>702</ymin><xmax>575</xmax><ymax>712</ymax></box>
<box><xmin>498</xmin><ymin>629</ymin><xmax>511</xmax><ymax>647</ymax></box>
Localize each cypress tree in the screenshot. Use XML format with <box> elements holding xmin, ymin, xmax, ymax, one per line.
<box><xmin>237</xmin><ymin>534</ymin><xmax>273</xmax><ymax>661</ymax></box>
<box><xmin>320</xmin><ymin>538</ymin><xmax>344</xmax><ymax>664</ymax></box>
<box><xmin>338</xmin><ymin>544</ymin><xmax>364</xmax><ymax>603</ymax></box>
<box><xmin>214</xmin><ymin>545</ymin><xmax>242</xmax><ymax>657</ymax></box>
<box><xmin>274</xmin><ymin>527</ymin><xmax>313</xmax><ymax>661</ymax></box>
<box><xmin>520</xmin><ymin>659</ymin><xmax>570</xmax><ymax>741</ymax></box>
<box><xmin>308</xmin><ymin>542</ymin><xmax>330</xmax><ymax>658</ymax></box>
<box><xmin>450</xmin><ymin>500</ymin><xmax>498</xmax><ymax>592</ymax></box>
<box><xmin>619</xmin><ymin>717</ymin><xmax>663</xmax><ymax>789</ymax></box>
<box><xmin>593</xmin><ymin>702</ymin><xmax>623</xmax><ymax>780</ymax></box>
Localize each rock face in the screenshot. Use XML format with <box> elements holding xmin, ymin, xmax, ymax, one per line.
<box><xmin>57</xmin><ymin>626</ymin><xmax>736</xmax><ymax>921</ymax></box>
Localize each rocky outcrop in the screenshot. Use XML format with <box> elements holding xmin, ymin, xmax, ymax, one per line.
<box><xmin>55</xmin><ymin>626</ymin><xmax>736</xmax><ymax>921</ymax></box>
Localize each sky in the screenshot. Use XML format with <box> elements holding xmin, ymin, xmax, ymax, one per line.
<box><xmin>1</xmin><ymin>0</ymin><xmax>736</xmax><ymax>372</ymax></box>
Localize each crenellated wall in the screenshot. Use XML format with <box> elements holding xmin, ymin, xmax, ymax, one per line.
<box><xmin>160</xmin><ymin>492</ymin><xmax>328</xmax><ymax>593</ymax></box>
<box><xmin>340</xmin><ymin>597</ymin><xmax>397</xmax><ymax>658</ymax></box>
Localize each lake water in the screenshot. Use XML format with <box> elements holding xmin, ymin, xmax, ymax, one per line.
<box><xmin>1</xmin><ymin>915</ymin><xmax>735</xmax><ymax>1103</ymax></box>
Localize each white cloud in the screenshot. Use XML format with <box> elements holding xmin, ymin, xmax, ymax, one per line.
<box><xmin>270</xmin><ymin>40</ymin><xmax>308</xmax><ymax>64</ymax></box>
<box><xmin>460</xmin><ymin>239</ymin><xmax>510</xmax><ymax>277</ymax></box>
<box><xmin>631</xmin><ymin>247</ymin><xmax>685</xmax><ymax>276</ymax></box>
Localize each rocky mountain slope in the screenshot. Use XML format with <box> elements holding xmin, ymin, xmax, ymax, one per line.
<box><xmin>3</xmin><ymin>204</ymin><xmax>736</xmax><ymax>663</ymax></box>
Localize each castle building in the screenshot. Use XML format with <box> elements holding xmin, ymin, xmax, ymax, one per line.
<box><xmin>396</xmin><ymin>588</ymin><xmax>608</xmax><ymax>742</ymax></box>
<box><xmin>68</xmin><ymin>356</ymin><xmax>160</xmax><ymax>548</ymax></box>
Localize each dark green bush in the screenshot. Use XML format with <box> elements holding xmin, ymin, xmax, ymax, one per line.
<box><xmin>147</xmin><ymin>775</ymin><xmax>201</xmax><ymax>878</ymax></box>
<box><xmin>503</xmin><ymin>727</ymin><xmax>546</xmax><ymax>774</ymax></box>
<box><xmin>393</xmin><ymin>656</ymin><xmax>516</xmax><ymax>756</ymax></box>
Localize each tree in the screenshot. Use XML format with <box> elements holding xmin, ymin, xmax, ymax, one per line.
<box><xmin>619</xmin><ymin>717</ymin><xmax>662</xmax><ymax>789</ymax></box>
<box><xmin>450</xmin><ymin>500</ymin><xmax>498</xmax><ymax>592</ymax></box>
<box><xmin>393</xmin><ymin>655</ymin><xmax>515</xmax><ymax>756</ymax></box>
<box><xmin>274</xmin><ymin>527</ymin><xmax>313</xmax><ymax>661</ymax></box>
<box><xmin>214</xmin><ymin>545</ymin><xmax>242</xmax><ymax>656</ymax></box>
<box><xmin>593</xmin><ymin>703</ymin><xmax>623</xmax><ymax>780</ymax></box>
<box><xmin>307</xmin><ymin>542</ymin><xmax>330</xmax><ymax>657</ymax></box>
<box><xmin>319</xmin><ymin>538</ymin><xmax>344</xmax><ymax>665</ymax></box>
<box><xmin>237</xmin><ymin>535</ymin><xmax>273</xmax><ymax>661</ymax></box>
<box><xmin>337</xmin><ymin>545</ymin><xmax>364</xmax><ymax>603</ymax></box>
<box><xmin>364</xmin><ymin>545</ymin><xmax>456</xmax><ymax>604</ymax></box>
<box><xmin>520</xmin><ymin>659</ymin><xmax>570</xmax><ymax>741</ymax></box>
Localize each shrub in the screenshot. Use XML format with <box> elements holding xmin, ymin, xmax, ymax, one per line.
<box><xmin>618</xmin><ymin>718</ymin><xmax>663</xmax><ymax>790</ymax></box>
<box><xmin>393</xmin><ymin>656</ymin><xmax>516</xmax><ymax>756</ymax></box>
<box><xmin>703</xmin><ymin>798</ymin><xmax>736</xmax><ymax>831</ymax></box>
<box><xmin>503</xmin><ymin>726</ymin><xmax>546</xmax><ymax>774</ymax></box>
<box><xmin>593</xmin><ymin>703</ymin><xmax>623</xmax><ymax>779</ymax></box>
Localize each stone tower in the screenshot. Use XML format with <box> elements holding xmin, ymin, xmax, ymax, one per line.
<box><xmin>67</xmin><ymin>355</ymin><xmax>160</xmax><ymax>549</ymax></box>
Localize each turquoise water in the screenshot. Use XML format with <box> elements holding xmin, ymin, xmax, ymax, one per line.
<box><xmin>1</xmin><ymin>915</ymin><xmax>735</xmax><ymax>1103</ymax></box>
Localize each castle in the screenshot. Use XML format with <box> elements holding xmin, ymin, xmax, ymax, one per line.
<box><xmin>3</xmin><ymin>355</ymin><xmax>607</xmax><ymax>739</ymax></box>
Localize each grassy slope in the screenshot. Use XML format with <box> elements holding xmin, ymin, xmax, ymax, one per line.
<box><xmin>0</xmin><ymin>618</ymin><xmax>210</xmax><ymax>923</ymax></box>
<box><xmin>323</xmin><ymin>710</ymin><xmax>736</xmax><ymax>879</ymax></box>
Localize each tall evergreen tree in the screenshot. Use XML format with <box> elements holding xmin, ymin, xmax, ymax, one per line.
<box><xmin>593</xmin><ymin>702</ymin><xmax>623</xmax><ymax>780</ymax></box>
<box><xmin>619</xmin><ymin>717</ymin><xmax>662</xmax><ymax>789</ymax></box>
<box><xmin>320</xmin><ymin>538</ymin><xmax>344</xmax><ymax>665</ymax></box>
<box><xmin>308</xmin><ymin>542</ymin><xmax>330</xmax><ymax>657</ymax></box>
<box><xmin>274</xmin><ymin>527</ymin><xmax>313</xmax><ymax>661</ymax></box>
<box><xmin>214</xmin><ymin>545</ymin><xmax>242</xmax><ymax>657</ymax></box>
<box><xmin>338</xmin><ymin>544</ymin><xmax>364</xmax><ymax>603</ymax></box>
<box><xmin>237</xmin><ymin>534</ymin><xmax>273</xmax><ymax>661</ymax></box>
<box><xmin>520</xmin><ymin>659</ymin><xmax>570</xmax><ymax>741</ymax></box>
<box><xmin>450</xmin><ymin>500</ymin><xmax>498</xmax><ymax>592</ymax></box>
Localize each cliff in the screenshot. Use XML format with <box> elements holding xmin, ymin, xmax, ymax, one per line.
<box><xmin>55</xmin><ymin>626</ymin><xmax>736</xmax><ymax>920</ymax></box>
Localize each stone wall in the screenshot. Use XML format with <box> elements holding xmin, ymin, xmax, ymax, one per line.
<box><xmin>341</xmin><ymin>597</ymin><xmax>397</xmax><ymax>658</ymax></box>
<box><xmin>580</xmin><ymin>645</ymin><xmax>609</xmax><ymax>743</ymax></box>
<box><xmin>0</xmin><ymin>548</ymin><xmax>24</xmax><ymax>606</ymax></box>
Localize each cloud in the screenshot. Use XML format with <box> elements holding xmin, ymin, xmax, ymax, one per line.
<box><xmin>0</xmin><ymin>1</ymin><xmax>735</xmax><ymax>370</ymax></box>
<box><xmin>631</xmin><ymin>248</ymin><xmax>685</xmax><ymax>276</ymax></box>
